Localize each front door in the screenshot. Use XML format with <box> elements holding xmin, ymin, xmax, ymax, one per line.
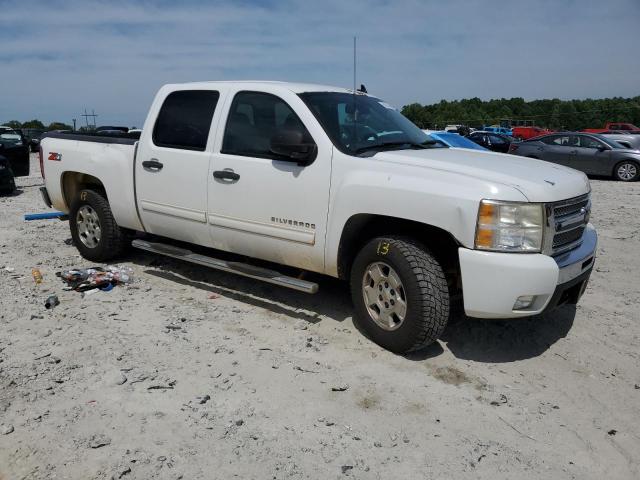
<box><xmin>136</xmin><ymin>89</ymin><xmax>222</xmax><ymax>246</ymax></box>
<box><xmin>207</xmin><ymin>89</ymin><xmax>332</xmax><ymax>273</ymax></box>
<box><xmin>568</xmin><ymin>135</ymin><xmax>611</xmax><ymax>175</ymax></box>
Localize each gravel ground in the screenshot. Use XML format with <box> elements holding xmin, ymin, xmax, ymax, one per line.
<box><xmin>1</xmin><ymin>155</ymin><xmax>639</xmax><ymax>479</ymax></box>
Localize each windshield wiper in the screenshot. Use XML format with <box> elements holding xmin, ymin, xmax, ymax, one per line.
<box><xmin>354</xmin><ymin>140</ymin><xmax>437</xmax><ymax>155</ymax></box>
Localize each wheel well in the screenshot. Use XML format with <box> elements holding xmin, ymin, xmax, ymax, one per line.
<box><xmin>337</xmin><ymin>214</ymin><xmax>462</xmax><ymax>290</ymax></box>
<box><xmin>61</xmin><ymin>171</ymin><xmax>106</xmax><ymax>208</ymax></box>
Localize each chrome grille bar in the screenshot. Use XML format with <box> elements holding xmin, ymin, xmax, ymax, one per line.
<box><xmin>543</xmin><ymin>193</ymin><xmax>591</xmax><ymax>257</ymax></box>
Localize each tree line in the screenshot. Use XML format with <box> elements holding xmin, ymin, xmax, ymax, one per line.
<box><xmin>6</xmin><ymin>94</ymin><xmax>640</xmax><ymax>133</ymax></box>
<box><xmin>3</xmin><ymin>119</ymin><xmax>73</xmax><ymax>131</ymax></box>
<box><xmin>401</xmin><ymin>95</ymin><xmax>640</xmax><ymax>131</ymax></box>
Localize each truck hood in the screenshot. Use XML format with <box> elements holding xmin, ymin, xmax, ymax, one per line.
<box><xmin>374</xmin><ymin>147</ymin><xmax>590</xmax><ymax>202</ymax></box>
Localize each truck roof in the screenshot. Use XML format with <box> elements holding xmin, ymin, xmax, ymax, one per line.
<box><xmin>164</xmin><ymin>80</ymin><xmax>357</xmax><ymax>95</ymax></box>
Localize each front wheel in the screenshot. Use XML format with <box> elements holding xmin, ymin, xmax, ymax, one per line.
<box><xmin>350</xmin><ymin>237</ymin><xmax>450</xmax><ymax>353</ymax></box>
<box><xmin>613</xmin><ymin>161</ymin><xmax>639</xmax><ymax>182</ymax></box>
<box><xmin>69</xmin><ymin>189</ymin><xmax>127</xmax><ymax>262</ymax></box>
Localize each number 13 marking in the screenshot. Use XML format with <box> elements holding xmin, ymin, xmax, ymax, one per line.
<box><xmin>377</xmin><ymin>241</ymin><xmax>390</xmax><ymax>255</ymax></box>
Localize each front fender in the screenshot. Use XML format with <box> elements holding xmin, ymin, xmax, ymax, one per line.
<box><xmin>324</xmin><ymin>157</ymin><xmax>527</xmax><ymax>277</ymax></box>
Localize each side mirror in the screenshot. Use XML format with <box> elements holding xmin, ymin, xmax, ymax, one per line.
<box><xmin>270</xmin><ymin>129</ymin><xmax>317</xmax><ymax>166</ymax></box>
<box><xmin>597</xmin><ymin>145</ymin><xmax>608</xmax><ymax>152</ymax></box>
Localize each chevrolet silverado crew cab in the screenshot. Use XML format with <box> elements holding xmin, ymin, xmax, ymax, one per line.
<box><xmin>39</xmin><ymin>81</ymin><xmax>597</xmax><ymax>353</ymax></box>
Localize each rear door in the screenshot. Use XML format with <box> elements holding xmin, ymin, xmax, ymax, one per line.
<box><xmin>135</xmin><ymin>88</ymin><xmax>223</xmax><ymax>246</ymax></box>
<box><xmin>539</xmin><ymin>134</ymin><xmax>576</xmax><ymax>167</ymax></box>
<box><xmin>470</xmin><ymin>133</ymin><xmax>488</xmax><ymax>148</ymax></box>
<box><xmin>207</xmin><ymin>88</ymin><xmax>332</xmax><ymax>273</ymax></box>
<box><xmin>487</xmin><ymin>134</ymin><xmax>509</xmax><ymax>153</ymax></box>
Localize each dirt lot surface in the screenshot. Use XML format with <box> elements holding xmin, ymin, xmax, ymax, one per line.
<box><xmin>1</xmin><ymin>155</ymin><xmax>639</xmax><ymax>479</ymax></box>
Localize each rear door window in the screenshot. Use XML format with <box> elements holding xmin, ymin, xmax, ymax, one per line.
<box><xmin>153</xmin><ymin>90</ymin><xmax>220</xmax><ymax>151</ymax></box>
<box><xmin>542</xmin><ymin>135</ymin><xmax>575</xmax><ymax>147</ymax></box>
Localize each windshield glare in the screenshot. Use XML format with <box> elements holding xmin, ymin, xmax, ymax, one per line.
<box><xmin>299</xmin><ymin>92</ymin><xmax>444</xmax><ymax>155</ymax></box>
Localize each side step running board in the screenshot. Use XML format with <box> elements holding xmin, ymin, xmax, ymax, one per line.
<box><xmin>132</xmin><ymin>239</ymin><xmax>319</xmax><ymax>294</ymax></box>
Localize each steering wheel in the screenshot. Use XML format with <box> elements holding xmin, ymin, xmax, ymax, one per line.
<box><xmin>357</xmin><ymin>126</ymin><xmax>378</xmax><ymax>143</ymax></box>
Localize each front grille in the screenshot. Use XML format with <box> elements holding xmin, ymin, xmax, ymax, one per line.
<box><xmin>553</xmin><ymin>226</ymin><xmax>586</xmax><ymax>249</ymax></box>
<box><xmin>553</xmin><ymin>197</ymin><xmax>589</xmax><ymax>218</ymax></box>
<box><xmin>546</xmin><ymin>194</ymin><xmax>590</xmax><ymax>256</ymax></box>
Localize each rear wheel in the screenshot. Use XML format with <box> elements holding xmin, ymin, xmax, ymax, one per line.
<box><xmin>613</xmin><ymin>161</ymin><xmax>639</xmax><ymax>181</ymax></box>
<box><xmin>69</xmin><ymin>189</ymin><xmax>127</xmax><ymax>261</ymax></box>
<box><xmin>350</xmin><ymin>236</ymin><xmax>450</xmax><ymax>353</ymax></box>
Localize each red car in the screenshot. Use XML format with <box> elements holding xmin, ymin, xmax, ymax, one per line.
<box><xmin>511</xmin><ymin>126</ymin><xmax>553</xmax><ymax>140</ymax></box>
<box><xmin>583</xmin><ymin>122</ymin><xmax>640</xmax><ymax>134</ymax></box>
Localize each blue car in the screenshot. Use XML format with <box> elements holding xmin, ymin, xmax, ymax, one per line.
<box><xmin>482</xmin><ymin>126</ymin><xmax>513</xmax><ymax>136</ymax></box>
<box><xmin>426</xmin><ymin>131</ymin><xmax>488</xmax><ymax>151</ymax></box>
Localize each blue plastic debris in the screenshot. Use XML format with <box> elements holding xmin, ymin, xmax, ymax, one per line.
<box><xmin>24</xmin><ymin>212</ymin><xmax>66</xmax><ymax>221</ymax></box>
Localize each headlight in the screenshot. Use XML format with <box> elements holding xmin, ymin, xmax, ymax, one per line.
<box><xmin>475</xmin><ymin>200</ymin><xmax>544</xmax><ymax>252</ymax></box>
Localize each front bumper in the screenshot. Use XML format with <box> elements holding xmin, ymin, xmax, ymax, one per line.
<box><xmin>459</xmin><ymin>224</ymin><xmax>597</xmax><ymax>318</ymax></box>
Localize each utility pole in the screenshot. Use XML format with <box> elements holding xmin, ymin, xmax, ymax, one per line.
<box><xmin>72</xmin><ymin>119</ymin><xmax>76</xmax><ymax>131</ymax></box>
<box><xmin>81</xmin><ymin>109</ymin><xmax>98</xmax><ymax>130</ymax></box>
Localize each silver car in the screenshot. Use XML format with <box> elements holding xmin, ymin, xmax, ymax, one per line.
<box><xmin>601</xmin><ymin>133</ymin><xmax>640</xmax><ymax>151</ymax></box>
<box><xmin>509</xmin><ymin>133</ymin><xmax>640</xmax><ymax>182</ymax></box>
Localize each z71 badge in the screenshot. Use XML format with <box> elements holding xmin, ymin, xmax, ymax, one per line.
<box><xmin>48</xmin><ymin>152</ymin><xmax>62</xmax><ymax>161</ymax></box>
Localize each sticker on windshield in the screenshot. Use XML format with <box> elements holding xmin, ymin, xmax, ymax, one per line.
<box><xmin>378</xmin><ymin>101</ymin><xmax>396</xmax><ymax>110</ymax></box>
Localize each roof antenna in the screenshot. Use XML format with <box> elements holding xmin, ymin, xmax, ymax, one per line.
<box><xmin>353</xmin><ymin>36</ymin><xmax>356</xmax><ymax>95</ymax></box>
<box><xmin>353</xmin><ymin>37</ymin><xmax>367</xmax><ymax>94</ymax></box>
<box><xmin>353</xmin><ymin>36</ymin><xmax>357</xmax><ymax>147</ymax></box>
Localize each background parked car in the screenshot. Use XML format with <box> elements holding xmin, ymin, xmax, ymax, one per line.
<box><xmin>423</xmin><ymin>130</ymin><xmax>488</xmax><ymax>151</ymax></box>
<box><xmin>481</xmin><ymin>126</ymin><xmax>513</xmax><ymax>136</ymax></box>
<box><xmin>0</xmin><ymin>155</ymin><xmax>16</xmax><ymax>195</ymax></box>
<box><xmin>466</xmin><ymin>131</ymin><xmax>515</xmax><ymax>153</ymax></box>
<box><xmin>584</xmin><ymin>122</ymin><xmax>640</xmax><ymax>134</ymax></box>
<box><xmin>512</xmin><ymin>126</ymin><xmax>553</xmax><ymax>140</ymax></box>
<box><xmin>0</xmin><ymin>126</ymin><xmax>29</xmax><ymax>177</ymax></box>
<box><xmin>599</xmin><ymin>132</ymin><xmax>640</xmax><ymax>150</ymax></box>
<box><xmin>21</xmin><ymin>128</ymin><xmax>46</xmax><ymax>152</ymax></box>
<box><xmin>509</xmin><ymin>132</ymin><xmax>640</xmax><ymax>181</ymax></box>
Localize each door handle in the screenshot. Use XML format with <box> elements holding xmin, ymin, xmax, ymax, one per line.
<box><xmin>213</xmin><ymin>169</ymin><xmax>240</xmax><ymax>181</ymax></box>
<box><xmin>142</xmin><ymin>159</ymin><xmax>163</xmax><ymax>171</ymax></box>
<box><xmin>569</xmin><ymin>150</ymin><xmax>578</xmax><ymax>154</ymax></box>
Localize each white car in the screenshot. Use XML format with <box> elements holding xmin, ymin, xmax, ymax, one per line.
<box><xmin>39</xmin><ymin>81</ymin><xmax>597</xmax><ymax>353</ymax></box>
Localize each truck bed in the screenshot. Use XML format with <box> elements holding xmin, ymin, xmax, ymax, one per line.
<box><xmin>41</xmin><ymin>131</ymin><xmax>139</xmax><ymax>145</ymax></box>
<box><xmin>40</xmin><ymin>132</ymin><xmax>143</xmax><ymax>232</ymax></box>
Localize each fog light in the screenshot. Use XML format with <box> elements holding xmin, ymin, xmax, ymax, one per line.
<box><xmin>513</xmin><ymin>295</ymin><xmax>536</xmax><ymax>310</ymax></box>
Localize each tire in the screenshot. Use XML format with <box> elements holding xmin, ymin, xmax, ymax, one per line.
<box><xmin>69</xmin><ymin>189</ymin><xmax>127</xmax><ymax>262</ymax></box>
<box><xmin>0</xmin><ymin>177</ymin><xmax>16</xmax><ymax>195</ymax></box>
<box><xmin>350</xmin><ymin>236</ymin><xmax>450</xmax><ymax>353</ymax></box>
<box><xmin>613</xmin><ymin>160</ymin><xmax>639</xmax><ymax>182</ymax></box>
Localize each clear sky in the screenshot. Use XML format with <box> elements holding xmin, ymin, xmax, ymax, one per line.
<box><xmin>1</xmin><ymin>0</ymin><xmax>639</xmax><ymax>127</ymax></box>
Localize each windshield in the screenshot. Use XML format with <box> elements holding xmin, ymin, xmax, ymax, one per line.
<box><xmin>598</xmin><ymin>135</ymin><xmax>625</xmax><ymax>149</ymax></box>
<box><xmin>0</xmin><ymin>128</ymin><xmax>23</xmax><ymax>146</ymax></box>
<box><xmin>299</xmin><ymin>92</ymin><xmax>445</xmax><ymax>155</ymax></box>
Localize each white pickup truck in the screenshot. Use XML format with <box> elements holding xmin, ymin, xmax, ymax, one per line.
<box><xmin>39</xmin><ymin>81</ymin><xmax>597</xmax><ymax>353</ymax></box>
